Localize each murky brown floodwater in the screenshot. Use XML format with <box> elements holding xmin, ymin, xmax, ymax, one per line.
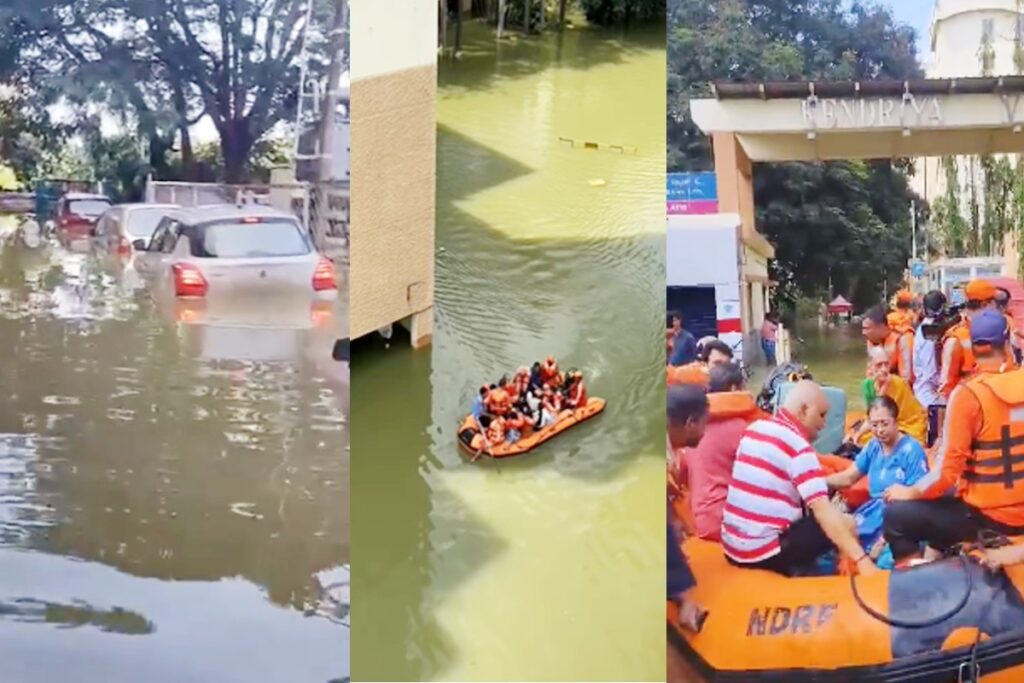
<box><xmin>0</xmin><ymin>217</ymin><xmax>348</xmax><ymax>682</ymax></box>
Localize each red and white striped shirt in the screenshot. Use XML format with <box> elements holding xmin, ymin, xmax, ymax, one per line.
<box><xmin>721</xmin><ymin>409</ymin><xmax>828</xmax><ymax>563</ymax></box>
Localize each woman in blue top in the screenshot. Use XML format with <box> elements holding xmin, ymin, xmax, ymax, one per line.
<box><xmin>826</xmin><ymin>396</ymin><xmax>929</xmax><ymax>569</ymax></box>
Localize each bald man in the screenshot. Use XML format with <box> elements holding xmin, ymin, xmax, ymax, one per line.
<box><xmin>721</xmin><ymin>380</ymin><xmax>879</xmax><ymax>576</ymax></box>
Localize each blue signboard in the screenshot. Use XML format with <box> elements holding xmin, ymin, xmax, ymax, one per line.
<box><xmin>910</xmin><ymin>260</ymin><xmax>925</xmax><ymax>278</ymax></box>
<box><xmin>667</xmin><ymin>172</ymin><xmax>717</xmax><ymax>202</ymax></box>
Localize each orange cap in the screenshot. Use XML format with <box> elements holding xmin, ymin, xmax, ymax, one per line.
<box><xmin>965</xmin><ymin>279</ymin><xmax>997</xmax><ymax>302</ymax></box>
<box><xmin>895</xmin><ymin>289</ymin><xmax>912</xmax><ymax>304</ymax></box>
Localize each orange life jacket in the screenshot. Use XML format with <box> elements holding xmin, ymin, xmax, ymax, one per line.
<box><xmin>569</xmin><ymin>381</ymin><xmax>586</xmax><ymax>408</ymax></box>
<box><xmin>488</xmin><ymin>388</ymin><xmax>511</xmax><ymax>414</ymax></box>
<box><xmin>707</xmin><ymin>391</ymin><xmax>764</xmax><ymax>422</ymax></box>
<box><xmin>666</xmin><ymin>363</ymin><xmax>709</xmax><ymax>387</ymax></box>
<box><xmin>486</xmin><ymin>418</ymin><xmax>506</xmax><ymax>444</ymax></box>
<box><xmin>540</xmin><ymin>361</ymin><xmax>558</xmax><ymax>382</ymax></box>
<box><xmin>959</xmin><ymin>369</ymin><xmax>1024</xmax><ymax>525</ymax></box>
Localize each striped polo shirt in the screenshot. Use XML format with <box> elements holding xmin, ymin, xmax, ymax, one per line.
<box><xmin>721</xmin><ymin>410</ymin><xmax>828</xmax><ymax>563</ymax></box>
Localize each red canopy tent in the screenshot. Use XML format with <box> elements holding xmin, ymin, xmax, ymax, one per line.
<box><xmin>826</xmin><ymin>295</ymin><xmax>853</xmax><ymax>314</ymax></box>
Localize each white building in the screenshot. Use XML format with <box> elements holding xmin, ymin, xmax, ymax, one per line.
<box><xmin>911</xmin><ymin>0</ymin><xmax>1024</xmax><ymax>252</ymax></box>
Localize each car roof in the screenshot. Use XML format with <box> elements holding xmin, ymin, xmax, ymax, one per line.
<box><xmin>64</xmin><ymin>193</ymin><xmax>110</xmax><ymax>201</ymax></box>
<box><xmin>166</xmin><ymin>203</ymin><xmax>298</xmax><ymax>225</ymax></box>
<box><xmin>112</xmin><ymin>203</ymin><xmax>180</xmax><ymax>212</ymax></box>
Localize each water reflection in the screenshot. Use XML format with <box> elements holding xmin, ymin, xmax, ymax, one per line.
<box><xmin>0</xmin><ymin>216</ymin><xmax>348</xmax><ymax>681</ymax></box>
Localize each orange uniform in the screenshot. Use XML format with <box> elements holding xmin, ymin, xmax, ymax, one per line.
<box><xmin>666</xmin><ymin>363</ymin><xmax>709</xmax><ymax>388</ymax></box>
<box><xmin>919</xmin><ymin>366</ymin><xmax>1024</xmax><ymax>526</ymax></box>
<box><xmin>868</xmin><ymin>327</ymin><xmax>914</xmax><ymax>384</ymax></box>
<box><xmin>486</xmin><ymin>387</ymin><xmax>511</xmax><ymax>416</ymax></box>
<box><xmin>568</xmin><ymin>379</ymin><xmax>587</xmax><ymax>409</ymax></box>
<box><xmin>940</xmin><ymin>318</ymin><xmax>1018</xmax><ymax>398</ymax></box>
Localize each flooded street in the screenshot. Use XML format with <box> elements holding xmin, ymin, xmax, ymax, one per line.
<box><xmin>789</xmin><ymin>321</ymin><xmax>870</xmax><ymax>398</ymax></box>
<box><xmin>0</xmin><ymin>217</ymin><xmax>348</xmax><ymax>682</ymax></box>
<box><xmin>353</xmin><ymin>20</ymin><xmax>665</xmax><ymax>681</ymax></box>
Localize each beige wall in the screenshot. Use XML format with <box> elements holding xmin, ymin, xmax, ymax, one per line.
<box><xmin>349</xmin><ymin>0</ymin><xmax>437</xmax><ymax>347</ymax></box>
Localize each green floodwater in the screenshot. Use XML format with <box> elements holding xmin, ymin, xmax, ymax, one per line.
<box><xmin>791</xmin><ymin>321</ymin><xmax>870</xmax><ymax>398</ymax></box>
<box><xmin>352</xmin><ymin>19</ymin><xmax>666</xmax><ymax>682</ymax></box>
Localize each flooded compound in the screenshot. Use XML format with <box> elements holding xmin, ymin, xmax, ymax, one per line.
<box><xmin>0</xmin><ymin>216</ymin><xmax>348</xmax><ymax>682</ymax></box>
<box><xmin>353</xmin><ymin>19</ymin><xmax>665</xmax><ymax>681</ymax></box>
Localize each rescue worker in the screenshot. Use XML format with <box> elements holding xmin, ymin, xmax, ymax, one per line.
<box><xmin>939</xmin><ymin>279</ymin><xmax>1011</xmax><ymax>400</ymax></box>
<box><xmin>539</xmin><ymin>355</ymin><xmax>562</xmax><ymax>388</ymax></box>
<box><xmin>883</xmin><ymin>310</ymin><xmax>1024</xmax><ymax>563</ymax></box>
<box><xmin>472</xmin><ymin>385</ymin><xmax>490</xmax><ymax>420</ymax></box>
<box><xmin>512</xmin><ymin>366</ymin><xmax>531</xmax><ymax>399</ymax></box>
<box><xmin>995</xmin><ymin>287</ymin><xmax>1024</xmax><ymax>365</ymax></box>
<box><xmin>862</xmin><ymin>305</ymin><xmax>913</xmax><ymax>384</ymax></box>
<box><xmin>485</xmin><ymin>381</ymin><xmax>511</xmax><ymax>416</ymax></box>
<box><xmin>566</xmin><ymin>370</ymin><xmax>587</xmax><ymax>409</ymax></box>
<box><xmin>887</xmin><ymin>289</ymin><xmax>917</xmax><ymax>331</ymax></box>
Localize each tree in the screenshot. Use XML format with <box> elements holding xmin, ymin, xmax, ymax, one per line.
<box><xmin>668</xmin><ymin>0</ymin><xmax>924</xmax><ymax>310</ymax></box>
<box><xmin>19</xmin><ymin>0</ymin><xmax>333</xmax><ymax>183</ymax></box>
<box><xmin>581</xmin><ymin>0</ymin><xmax>666</xmax><ymax>26</ymax></box>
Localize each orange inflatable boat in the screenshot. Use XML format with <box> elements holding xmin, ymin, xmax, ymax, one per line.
<box><xmin>456</xmin><ymin>397</ymin><xmax>606</xmax><ymax>458</ymax></box>
<box><xmin>669</xmin><ymin>535</ymin><xmax>1024</xmax><ymax>681</ymax></box>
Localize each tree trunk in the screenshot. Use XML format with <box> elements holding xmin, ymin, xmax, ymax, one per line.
<box><xmin>455</xmin><ymin>1</ymin><xmax>463</xmax><ymax>52</ymax></box>
<box><xmin>220</xmin><ymin>120</ymin><xmax>252</xmax><ymax>184</ymax></box>
<box><xmin>538</xmin><ymin>0</ymin><xmax>544</xmax><ymax>31</ymax></box>
<box><xmin>179</xmin><ymin>125</ymin><xmax>195</xmax><ymax>181</ymax></box>
<box><xmin>497</xmin><ymin>0</ymin><xmax>506</xmax><ymax>38</ymax></box>
<box><xmin>558</xmin><ymin>0</ymin><xmax>567</xmax><ymax>28</ymax></box>
<box><xmin>523</xmin><ymin>0</ymin><xmax>529</xmax><ymax>33</ymax></box>
<box><xmin>439</xmin><ymin>0</ymin><xmax>448</xmax><ymax>49</ymax></box>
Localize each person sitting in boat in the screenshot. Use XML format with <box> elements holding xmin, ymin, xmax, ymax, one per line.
<box><xmin>485</xmin><ymin>414</ymin><xmax>506</xmax><ymax>447</ymax></box>
<box><xmin>826</xmin><ymin>396</ymin><xmax>929</xmax><ymax>570</ymax></box>
<box><xmin>684</xmin><ymin>361</ymin><xmax>763</xmax><ymax>542</ymax></box>
<box><xmin>722</xmin><ymin>380</ymin><xmax>879</xmax><ymax>577</ymax></box>
<box><xmin>667</xmin><ymin>383</ymin><xmax>711</xmax><ymax>633</ymax></box>
<box><xmin>565</xmin><ymin>370</ymin><xmax>587</xmax><ymax>410</ymax></box>
<box><xmin>504</xmin><ymin>410</ymin><xmax>528</xmax><ymax>443</ymax></box>
<box><xmin>883</xmin><ymin>310</ymin><xmax>1024</xmax><ymax>566</ymax></box>
<box><xmin>485</xmin><ymin>381</ymin><xmax>512</xmax><ymax>416</ymax></box>
<box><xmin>540</xmin><ymin>355</ymin><xmax>562</xmax><ymax>388</ymax></box>
<box><xmin>522</xmin><ymin>386</ymin><xmax>542</xmax><ymax>424</ymax></box>
<box><xmin>698</xmin><ymin>339</ymin><xmax>734</xmax><ymax>369</ymax></box>
<box><xmin>500</xmin><ymin>375</ymin><xmax>519</xmax><ymax>405</ymax></box>
<box><xmin>513</xmin><ymin>366</ymin><xmax>531</xmax><ymax>399</ymax></box>
<box><xmin>863</xmin><ymin>305</ymin><xmax>914</xmax><ymax>384</ymax></box>
<box><xmin>529</xmin><ymin>362</ymin><xmax>543</xmax><ymax>390</ymax></box>
<box><xmin>845</xmin><ymin>347</ymin><xmax>927</xmax><ymax>447</ymax></box>
<box><xmin>472</xmin><ymin>385</ymin><xmax>490</xmax><ymax>420</ymax></box>
<box><xmin>539</xmin><ymin>386</ymin><xmax>563</xmax><ymax>428</ymax></box>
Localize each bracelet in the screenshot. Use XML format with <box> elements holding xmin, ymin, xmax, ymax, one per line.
<box><xmin>855</xmin><ymin>553</ymin><xmax>869</xmax><ymax>563</ymax></box>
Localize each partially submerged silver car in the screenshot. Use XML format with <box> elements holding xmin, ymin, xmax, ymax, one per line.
<box><xmin>134</xmin><ymin>204</ymin><xmax>338</xmax><ymax>302</ymax></box>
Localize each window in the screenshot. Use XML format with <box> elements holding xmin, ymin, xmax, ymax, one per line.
<box><xmin>983</xmin><ymin>18</ymin><xmax>995</xmax><ymax>42</ymax></box>
<box><xmin>193</xmin><ymin>220</ymin><xmax>311</xmax><ymax>258</ymax></box>
<box><xmin>125</xmin><ymin>208</ymin><xmax>170</xmax><ymax>240</ymax></box>
<box><xmin>67</xmin><ymin>198</ymin><xmax>111</xmax><ymax>218</ymax></box>
<box><xmin>147</xmin><ymin>218</ymin><xmax>181</xmax><ymax>253</ymax></box>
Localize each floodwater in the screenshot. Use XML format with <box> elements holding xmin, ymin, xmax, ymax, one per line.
<box><xmin>352</xmin><ymin>19</ymin><xmax>666</xmax><ymax>682</ymax></box>
<box><xmin>0</xmin><ymin>217</ymin><xmax>349</xmax><ymax>682</ymax></box>
<box><xmin>790</xmin><ymin>321</ymin><xmax>869</xmax><ymax>398</ymax></box>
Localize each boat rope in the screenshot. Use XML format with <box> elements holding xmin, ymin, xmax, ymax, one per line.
<box><xmin>849</xmin><ymin>553</ymin><xmax>974</xmax><ymax>629</ymax></box>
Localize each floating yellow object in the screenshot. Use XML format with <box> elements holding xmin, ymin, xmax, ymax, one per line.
<box><xmin>588</xmin><ymin>178</ymin><xmax>606</xmax><ymax>187</ymax></box>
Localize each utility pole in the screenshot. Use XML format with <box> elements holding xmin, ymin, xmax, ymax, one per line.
<box><xmin>911</xmin><ymin>200</ymin><xmax>917</xmax><ymax>260</ymax></box>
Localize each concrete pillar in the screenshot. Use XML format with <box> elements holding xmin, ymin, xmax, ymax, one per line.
<box><xmin>713</xmin><ymin>133</ymin><xmax>756</xmax><ymax>246</ymax></box>
<box><xmin>350</xmin><ymin>0</ymin><xmax>436</xmax><ymax>349</ymax></box>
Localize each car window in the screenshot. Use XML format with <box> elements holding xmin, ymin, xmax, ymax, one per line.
<box><xmin>125</xmin><ymin>208</ymin><xmax>171</xmax><ymax>240</ymax></box>
<box><xmin>68</xmin><ymin>199</ymin><xmax>111</xmax><ymax>218</ymax></box>
<box><xmin>160</xmin><ymin>220</ymin><xmax>183</xmax><ymax>254</ymax></box>
<box><xmin>94</xmin><ymin>214</ymin><xmax>108</xmax><ymax>236</ymax></box>
<box><xmin>147</xmin><ymin>219</ymin><xmax>171</xmax><ymax>252</ymax></box>
<box><xmin>194</xmin><ymin>220</ymin><xmax>311</xmax><ymax>258</ymax></box>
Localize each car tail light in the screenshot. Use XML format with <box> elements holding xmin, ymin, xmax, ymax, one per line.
<box><xmin>313</xmin><ymin>257</ymin><xmax>337</xmax><ymax>291</ymax></box>
<box><xmin>171</xmin><ymin>263</ymin><xmax>208</xmax><ymax>297</ymax></box>
<box><xmin>117</xmin><ymin>236</ymin><xmax>131</xmax><ymax>255</ymax></box>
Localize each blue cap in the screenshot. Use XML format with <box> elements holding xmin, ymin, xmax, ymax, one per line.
<box><xmin>970</xmin><ymin>309</ymin><xmax>1008</xmax><ymax>345</ymax></box>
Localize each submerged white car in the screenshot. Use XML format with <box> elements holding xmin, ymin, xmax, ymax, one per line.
<box><xmin>134</xmin><ymin>204</ymin><xmax>338</xmax><ymax>301</ymax></box>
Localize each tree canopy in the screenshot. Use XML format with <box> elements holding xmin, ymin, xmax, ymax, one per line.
<box><xmin>668</xmin><ymin>0</ymin><xmax>924</xmax><ymax>311</ymax></box>
<box><xmin>1</xmin><ymin>0</ymin><xmax>334</xmax><ymax>185</ymax></box>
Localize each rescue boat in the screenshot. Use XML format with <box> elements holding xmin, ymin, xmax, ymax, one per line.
<box><xmin>669</xmin><ymin>535</ymin><xmax>1024</xmax><ymax>682</ymax></box>
<box><xmin>456</xmin><ymin>397</ymin><xmax>606</xmax><ymax>458</ymax></box>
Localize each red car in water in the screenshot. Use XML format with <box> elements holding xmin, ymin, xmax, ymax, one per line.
<box><xmin>54</xmin><ymin>192</ymin><xmax>112</xmax><ymax>245</ymax></box>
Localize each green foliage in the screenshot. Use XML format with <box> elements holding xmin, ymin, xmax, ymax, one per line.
<box><xmin>668</xmin><ymin>0</ymin><xmax>924</xmax><ymax>309</ymax></box>
<box><xmin>580</xmin><ymin>0</ymin><xmax>665</xmax><ymax>25</ymax></box>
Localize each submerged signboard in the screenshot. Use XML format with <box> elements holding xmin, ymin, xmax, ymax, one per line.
<box><xmin>667</xmin><ymin>172</ymin><xmax>718</xmax><ymax>215</ymax></box>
